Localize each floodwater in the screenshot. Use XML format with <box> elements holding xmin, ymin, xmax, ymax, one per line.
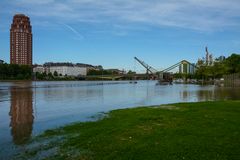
<box><xmin>0</xmin><ymin>80</ymin><xmax>240</xmax><ymax>159</ymax></box>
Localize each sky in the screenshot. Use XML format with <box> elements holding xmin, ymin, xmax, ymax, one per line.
<box><xmin>0</xmin><ymin>0</ymin><xmax>240</xmax><ymax>72</ymax></box>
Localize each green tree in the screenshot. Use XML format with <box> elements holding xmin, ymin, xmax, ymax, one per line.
<box><xmin>47</xmin><ymin>72</ymin><xmax>54</xmax><ymax>80</ymax></box>
<box><xmin>194</xmin><ymin>53</ymin><xmax>240</xmax><ymax>80</ymax></box>
<box><xmin>224</xmin><ymin>54</ymin><xmax>240</xmax><ymax>73</ymax></box>
<box><xmin>53</xmin><ymin>71</ymin><xmax>58</xmax><ymax>77</ymax></box>
<box><xmin>0</xmin><ymin>64</ymin><xmax>32</xmax><ymax>80</ymax></box>
<box><xmin>127</xmin><ymin>70</ymin><xmax>136</xmax><ymax>75</ymax></box>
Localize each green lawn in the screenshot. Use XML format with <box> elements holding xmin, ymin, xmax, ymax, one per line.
<box><xmin>17</xmin><ymin>101</ymin><xmax>240</xmax><ymax>160</ymax></box>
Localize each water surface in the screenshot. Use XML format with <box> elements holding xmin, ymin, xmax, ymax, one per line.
<box><xmin>0</xmin><ymin>80</ymin><xmax>240</xmax><ymax>159</ymax></box>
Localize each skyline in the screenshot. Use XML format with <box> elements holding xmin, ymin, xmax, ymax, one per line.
<box><xmin>1</xmin><ymin>0</ymin><xmax>240</xmax><ymax>72</ymax></box>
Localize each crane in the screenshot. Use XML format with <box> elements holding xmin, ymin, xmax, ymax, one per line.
<box><xmin>134</xmin><ymin>57</ymin><xmax>158</xmax><ymax>74</ymax></box>
<box><xmin>134</xmin><ymin>57</ymin><xmax>197</xmax><ymax>84</ymax></box>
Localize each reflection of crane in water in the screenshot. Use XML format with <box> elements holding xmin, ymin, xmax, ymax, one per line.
<box><xmin>134</xmin><ymin>57</ymin><xmax>197</xmax><ymax>84</ymax></box>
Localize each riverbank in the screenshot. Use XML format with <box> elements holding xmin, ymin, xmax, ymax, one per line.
<box><xmin>14</xmin><ymin>101</ymin><xmax>240</xmax><ymax>160</ymax></box>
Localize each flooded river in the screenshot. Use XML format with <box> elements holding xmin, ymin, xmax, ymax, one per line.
<box><xmin>0</xmin><ymin>80</ymin><xmax>240</xmax><ymax>159</ymax></box>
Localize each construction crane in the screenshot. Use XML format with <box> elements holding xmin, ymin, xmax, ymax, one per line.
<box><xmin>134</xmin><ymin>57</ymin><xmax>197</xmax><ymax>84</ymax></box>
<box><xmin>134</xmin><ymin>57</ymin><xmax>158</xmax><ymax>74</ymax></box>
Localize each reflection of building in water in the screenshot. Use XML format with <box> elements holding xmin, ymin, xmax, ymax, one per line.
<box><xmin>196</xmin><ymin>90</ymin><xmax>215</xmax><ymax>101</ymax></box>
<box><xmin>9</xmin><ymin>87</ymin><xmax>34</xmax><ymax>145</ymax></box>
<box><xmin>179</xmin><ymin>88</ymin><xmax>215</xmax><ymax>101</ymax></box>
<box><xmin>181</xmin><ymin>90</ymin><xmax>189</xmax><ymax>101</ymax></box>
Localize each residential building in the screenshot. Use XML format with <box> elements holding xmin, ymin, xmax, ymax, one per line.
<box><xmin>33</xmin><ymin>65</ymin><xmax>45</xmax><ymax>73</ymax></box>
<box><xmin>43</xmin><ymin>62</ymin><xmax>87</xmax><ymax>76</ymax></box>
<box><xmin>10</xmin><ymin>14</ymin><xmax>32</xmax><ymax>65</ymax></box>
<box><xmin>76</xmin><ymin>63</ymin><xmax>102</xmax><ymax>71</ymax></box>
<box><xmin>49</xmin><ymin>66</ymin><xmax>87</xmax><ymax>76</ymax></box>
<box><xmin>179</xmin><ymin>63</ymin><xmax>195</xmax><ymax>74</ymax></box>
<box><xmin>33</xmin><ymin>62</ymin><xmax>102</xmax><ymax>76</ymax></box>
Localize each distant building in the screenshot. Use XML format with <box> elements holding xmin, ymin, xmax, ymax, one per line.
<box><xmin>76</xmin><ymin>63</ymin><xmax>102</xmax><ymax>72</ymax></box>
<box><xmin>217</xmin><ymin>56</ymin><xmax>226</xmax><ymax>62</ymax></box>
<box><xmin>43</xmin><ymin>62</ymin><xmax>87</xmax><ymax>76</ymax></box>
<box><xmin>0</xmin><ymin>59</ymin><xmax>4</xmax><ymax>64</ymax></box>
<box><xmin>33</xmin><ymin>62</ymin><xmax>103</xmax><ymax>76</ymax></box>
<box><xmin>10</xmin><ymin>14</ymin><xmax>32</xmax><ymax>65</ymax></box>
<box><xmin>33</xmin><ymin>65</ymin><xmax>45</xmax><ymax>73</ymax></box>
<box><xmin>179</xmin><ymin>62</ymin><xmax>195</xmax><ymax>74</ymax></box>
<box><xmin>189</xmin><ymin>63</ymin><xmax>195</xmax><ymax>74</ymax></box>
<box><xmin>205</xmin><ymin>47</ymin><xmax>213</xmax><ymax>66</ymax></box>
<box><xmin>49</xmin><ymin>66</ymin><xmax>87</xmax><ymax>76</ymax></box>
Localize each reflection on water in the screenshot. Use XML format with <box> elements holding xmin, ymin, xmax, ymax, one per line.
<box><xmin>9</xmin><ymin>86</ymin><xmax>34</xmax><ymax>145</ymax></box>
<box><xmin>196</xmin><ymin>87</ymin><xmax>240</xmax><ymax>101</ymax></box>
<box><xmin>0</xmin><ymin>81</ymin><xmax>240</xmax><ymax>159</ymax></box>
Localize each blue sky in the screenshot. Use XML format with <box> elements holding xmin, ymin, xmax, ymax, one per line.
<box><xmin>0</xmin><ymin>0</ymin><xmax>240</xmax><ymax>72</ymax></box>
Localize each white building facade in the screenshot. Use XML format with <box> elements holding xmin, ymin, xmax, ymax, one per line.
<box><xmin>179</xmin><ymin>63</ymin><xmax>195</xmax><ymax>74</ymax></box>
<box><xmin>49</xmin><ymin>66</ymin><xmax>87</xmax><ymax>76</ymax></box>
<box><xmin>33</xmin><ymin>66</ymin><xmax>45</xmax><ymax>73</ymax></box>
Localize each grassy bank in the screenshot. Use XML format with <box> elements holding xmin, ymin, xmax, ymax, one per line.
<box><xmin>16</xmin><ymin>101</ymin><xmax>240</xmax><ymax>160</ymax></box>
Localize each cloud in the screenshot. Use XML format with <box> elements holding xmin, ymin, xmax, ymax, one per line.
<box><xmin>16</xmin><ymin>0</ymin><xmax>55</xmax><ymax>5</ymax></box>
<box><xmin>3</xmin><ymin>0</ymin><xmax>240</xmax><ymax>31</ymax></box>
<box><xmin>62</xmin><ymin>23</ymin><xmax>85</xmax><ymax>40</ymax></box>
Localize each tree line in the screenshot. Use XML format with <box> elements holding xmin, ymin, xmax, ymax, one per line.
<box><xmin>194</xmin><ymin>53</ymin><xmax>240</xmax><ymax>80</ymax></box>
<box><xmin>87</xmin><ymin>69</ymin><xmax>122</xmax><ymax>75</ymax></box>
<box><xmin>173</xmin><ymin>53</ymin><xmax>240</xmax><ymax>80</ymax></box>
<box><xmin>0</xmin><ymin>63</ymin><xmax>32</xmax><ymax>80</ymax></box>
<box><xmin>35</xmin><ymin>71</ymin><xmax>77</xmax><ymax>80</ymax></box>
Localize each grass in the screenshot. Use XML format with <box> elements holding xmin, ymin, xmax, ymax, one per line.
<box><xmin>16</xmin><ymin>101</ymin><xmax>240</xmax><ymax>160</ymax></box>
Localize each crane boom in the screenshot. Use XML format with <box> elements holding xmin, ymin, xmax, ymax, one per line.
<box><xmin>133</xmin><ymin>57</ymin><xmax>197</xmax><ymax>82</ymax></box>
<box><xmin>134</xmin><ymin>57</ymin><xmax>158</xmax><ymax>74</ymax></box>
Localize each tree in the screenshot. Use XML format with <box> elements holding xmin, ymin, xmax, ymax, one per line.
<box><xmin>53</xmin><ymin>71</ymin><xmax>58</xmax><ymax>77</ymax></box>
<box><xmin>42</xmin><ymin>72</ymin><xmax>47</xmax><ymax>77</ymax></box>
<box><xmin>127</xmin><ymin>70</ymin><xmax>136</xmax><ymax>75</ymax></box>
<box><xmin>47</xmin><ymin>72</ymin><xmax>53</xmax><ymax>80</ymax></box>
<box><xmin>224</xmin><ymin>54</ymin><xmax>240</xmax><ymax>73</ymax></box>
<box><xmin>87</xmin><ymin>69</ymin><xmax>112</xmax><ymax>75</ymax></box>
<box><xmin>194</xmin><ymin>53</ymin><xmax>240</xmax><ymax>80</ymax></box>
<box><xmin>0</xmin><ymin>64</ymin><xmax>32</xmax><ymax>80</ymax></box>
